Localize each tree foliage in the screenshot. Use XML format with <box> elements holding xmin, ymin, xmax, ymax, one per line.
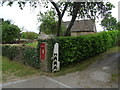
<box><xmin>2</xmin><ymin>0</ymin><xmax>115</xmax><ymax>36</ymax></box>
<box><xmin>101</xmin><ymin>14</ymin><xmax>117</xmax><ymax>31</ymax></box>
<box><xmin>116</xmin><ymin>22</ymin><xmax>120</xmax><ymax>31</ymax></box>
<box><xmin>21</xmin><ymin>32</ymin><xmax>39</xmax><ymax>40</ymax></box>
<box><xmin>2</xmin><ymin>19</ymin><xmax>21</xmax><ymax>43</ymax></box>
<box><xmin>38</xmin><ymin>10</ymin><xmax>66</xmax><ymax>35</ymax></box>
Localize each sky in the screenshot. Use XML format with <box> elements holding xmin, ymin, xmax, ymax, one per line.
<box><xmin>0</xmin><ymin>0</ymin><xmax>119</xmax><ymax>33</ymax></box>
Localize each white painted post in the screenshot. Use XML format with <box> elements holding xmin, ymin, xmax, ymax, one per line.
<box><xmin>52</xmin><ymin>43</ymin><xmax>60</xmax><ymax>72</ymax></box>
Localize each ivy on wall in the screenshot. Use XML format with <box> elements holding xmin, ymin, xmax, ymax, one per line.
<box><xmin>2</xmin><ymin>45</ymin><xmax>39</xmax><ymax>69</ymax></box>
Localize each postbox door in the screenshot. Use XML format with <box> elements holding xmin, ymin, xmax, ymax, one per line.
<box><xmin>40</xmin><ymin>43</ymin><xmax>46</xmax><ymax>60</ymax></box>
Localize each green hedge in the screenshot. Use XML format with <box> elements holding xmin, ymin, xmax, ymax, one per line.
<box><xmin>2</xmin><ymin>45</ymin><xmax>39</xmax><ymax>69</ymax></box>
<box><xmin>2</xmin><ymin>31</ymin><xmax>119</xmax><ymax>70</ymax></box>
<box><xmin>58</xmin><ymin>31</ymin><xmax>119</xmax><ymax>66</ymax></box>
<box><xmin>38</xmin><ymin>31</ymin><xmax>119</xmax><ymax>67</ymax></box>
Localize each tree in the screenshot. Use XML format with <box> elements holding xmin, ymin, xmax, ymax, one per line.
<box><xmin>116</xmin><ymin>22</ymin><xmax>120</xmax><ymax>31</ymax></box>
<box><xmin>21</xmin><ymin>32</ymin><xmax>39</xmax><ymax>40</ymax></box>
<box><xmin>101</xmin><ymin>14</ymin><xmax>117</xmax><ymax>31</ymax></box>
<box><xmin>2</xmin><ymin>0</ymin><xmax>114</xmax><ymax>36</ymax></box>
<box><xmin>38</xmin><ymin>10</ymin><xmax>57</xmax><ymax>35</ymax></box>
<box><xmin>38</xmin><ymin>10</ymin><xmax>66</xmax><ymax>35</ymax></box>
<box><xmin>2</xmin><ymin>19</ymin><xmax>21</xmax><ymax>43</ymax></box>
<box><xmin>44</xmin><ymin>1</ymin><xmax>114</xmax><ymax>36</ymax></box>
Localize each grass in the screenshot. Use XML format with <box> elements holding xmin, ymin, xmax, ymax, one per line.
<box><xmin>111</xmin><ymin>73</ymin><xmax>118</xmax><ymax>81</ymax></box>
<box><xmin>110</xmin><ymin>63</ymin><xmax>120</xmax><ymax>82</ymax></box>
<box><xmin>1</xmin><ymin>56</ymin><xmax>42</xmax><ymax>83</ymax></box>
<box><xmin>25</xmin><ymin>41</ymin><xmax>38</xmax><ymax>48</ymax></box>
<box><xmin>44</xmin><ymin>46</ymin><xmax>120</xmax><ymax>77</ymax></box>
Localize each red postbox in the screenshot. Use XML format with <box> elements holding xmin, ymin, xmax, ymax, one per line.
<box><xmin>40</xmin><ymin>43</ymin><xmax>46</xmax><ymax>61</ymax></box>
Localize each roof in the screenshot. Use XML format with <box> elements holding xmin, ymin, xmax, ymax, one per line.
<box><xmin>38</xmin><ymin>32</ymin><xmax>54</xmax><ymax>40</ymax></box>
<box><xmin>63</xmin><ymin>19</ymin><xmax>96</xmax><ymax>32</ymax></box>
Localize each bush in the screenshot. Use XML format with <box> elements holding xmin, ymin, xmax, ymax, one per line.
<box><xmin>2</xmin><ymin>45</ymin><xmax>39</xmax><ymax>69</ymax></box>
<box><xmin>2</xmin><ymin>19</ymin><xmax>21</xmax><ymax>43</ymax></box>
<box><xmin>38</xmin><ymin>31</ymin><xmax>119</xmax><ymax>67</ymax></box>
<box><xmin>21</xmin><ymin>32</ymin><xmax>39</xmax><ymax>40</ymax></box>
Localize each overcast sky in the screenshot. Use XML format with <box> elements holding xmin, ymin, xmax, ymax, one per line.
<box><xmin>0</xmin><ymin>0</ymin><xmax>119</xmax><ymax>33</ymax></box>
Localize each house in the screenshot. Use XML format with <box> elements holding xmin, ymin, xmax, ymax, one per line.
<box><xmin>38</xmin><ymin>32</ymin><xmax>54</xmax><ymax>40</ymax></box>
<box><xmin>63</xmin><ymin>19</ymin><xmax>97</xmax><ymax>36</ymax></box>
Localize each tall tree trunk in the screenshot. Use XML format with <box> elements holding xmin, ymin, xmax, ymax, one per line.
<box><xmin>49</xmin><ymin>0</ymin><xmax>61</xmax><ymax>36</ymax></box>
<box><xmin>57</xmin><ymin>16</ymin><xmax>61</xmax><ymax>36</ymax></box>
<box><xmin>63</xmin><ymin>2</ymin><xmax>80</xmax><ymax>36</ymax></box>
<box><xmin>50</xmin><ymin>1</ymin><xmax>68</xmax><ymax>36</ymax></box>
<box><xmin>57</xmin><ymin>3</ymin><xmax>68</xmax><ymax>36</ymax></box>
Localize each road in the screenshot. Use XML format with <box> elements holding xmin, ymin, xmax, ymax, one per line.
<box><xmin>1</xmin><ymin>51</ymin><xmax>119</xmax><ymax>88</ymax></box>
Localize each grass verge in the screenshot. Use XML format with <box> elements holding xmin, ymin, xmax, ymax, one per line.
<box><xmin>1</xmin><ymin>56</ymin><xmax>42</xmax><ymax>83</ymax></box>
